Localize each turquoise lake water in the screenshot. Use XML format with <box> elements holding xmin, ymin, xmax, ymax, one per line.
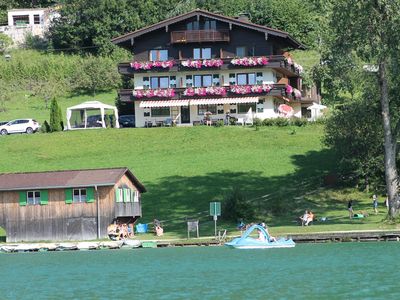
<box><xmin>1</xmin><ymin>242</ymin><xmax>400</xmax><ymax>299</ymax></box>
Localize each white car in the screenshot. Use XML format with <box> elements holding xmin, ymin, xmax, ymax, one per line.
<box><xmin>0</xmin><ymin>119</ymin><xmax>40</xmax><ymax>135</ymax></box>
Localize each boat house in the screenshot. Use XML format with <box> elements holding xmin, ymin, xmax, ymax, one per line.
<box><xmin>0</xmin><ymin>168</ymin><xmax>146</xmax><ymax>242</ymax></box>
<box><xmin>112</xmin><ymin>9</ymin><xmax>320</xmax><ymax>127</ymax></box>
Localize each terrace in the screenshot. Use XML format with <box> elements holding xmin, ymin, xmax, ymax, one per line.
<box><xmin>170</xmin><ymin>29</ymin><xmax>230</xmax><ymax>43</ymax></box>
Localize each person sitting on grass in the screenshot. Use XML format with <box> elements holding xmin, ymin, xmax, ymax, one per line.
<box><xmin>299</xmin><ymin>210</ymin><xmax>309</xmax><ymax>226</ymax></box>
<box><xmin>305</xmin><ymin>211</ymin><xmax>314</xmax><ymax>226</ymax></box>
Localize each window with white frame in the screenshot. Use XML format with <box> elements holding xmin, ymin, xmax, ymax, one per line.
<box><xmin>33</xmin><ymin>14</ymin><xmax>40</xmax><ymax>24</ymax></box>
<box><xmin>27</xmin><ymin>191</ymin><xmax>41</xmax><ymax>205</ymax></box>
<box><xmin>238</xmin><ymin>103</ymin><xmax>256</xmax><ymax>114</ymax></box>
<box><xmin>150</xmin><ymin>76</ymin><xmax>169</xmax><ymax>89</ymax></box>
<box><xmin>193</xmin><ymin>74</ymin><xmax>212</xmax><ymax>87</ymax></box>
<box><xmin>73</xmin><ymin>188</ymin><xmax>87</xmax><ymax>203</ymax></box>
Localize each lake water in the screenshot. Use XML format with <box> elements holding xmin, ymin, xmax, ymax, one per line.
<box><xmin>1</xmin><ymin>242</ymin><xmax>399</xmax><ymax>299</ymax></box>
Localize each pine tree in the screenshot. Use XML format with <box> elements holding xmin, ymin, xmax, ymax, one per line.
<box><xmin>49</xmin><ymin>98</ymin><xmax>62</xmax><ymax>132</ymax></box>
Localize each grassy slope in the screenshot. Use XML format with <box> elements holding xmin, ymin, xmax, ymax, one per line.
<box><xmin>0</xmin><ymin>120</ymin><xmax>396</xmax><ymax>239</ymax></box>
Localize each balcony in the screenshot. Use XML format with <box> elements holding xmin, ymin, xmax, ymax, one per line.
<box><xmin>171</xmin><ymin>30</ymin><xmax>230</xmax><ymax>43</ymax></box>
<box><xmin>117</xmin><ymin>55</ymin><xmax>301</xmax><ymax>77</ymax></box>
<box><xmin>118</xmin><ymin>84</ymin><xmax>298</xmax><ymax>102</ymax></box>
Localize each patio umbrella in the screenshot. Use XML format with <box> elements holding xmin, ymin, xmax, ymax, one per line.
<box><xmin>278</xmin><ymin>104</ymin><xmax>294</xmax><ymax>116</ymax></box>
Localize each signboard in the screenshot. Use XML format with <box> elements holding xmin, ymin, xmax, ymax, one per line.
<box><xmin>210</xmin><ymin>202</ymin><xmax>221</xmax><ymax>216</ymax></box>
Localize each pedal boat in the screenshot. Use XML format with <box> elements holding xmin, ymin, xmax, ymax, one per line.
<box><xmin>225</xmin><ymin>224</ymin><xmax>295</xmax><ymax>249</ymax></box>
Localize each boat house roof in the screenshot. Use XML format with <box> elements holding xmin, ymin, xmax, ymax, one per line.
<box><xmin>0</xmin><ymin>167</ymin><xmax>146</xmax><ymax>192</ymax></box>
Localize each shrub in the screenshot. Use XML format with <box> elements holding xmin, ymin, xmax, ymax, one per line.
<box><xmin>49</xmin><ymin>98</ymin><xmax>62</xmax><ymax>132</ymax></box>
<box><xmin>262</xmin><ymin>118</ymin><xmax>274</xmax><ymax>126</ymax></box>
<box><xmin>40</xmin><ymin>120</ymin><xmax>51</xmax><ymax>133</ymax></box>
<box><xmin>215</xmin><ymin>120</ymin><xmax>224</xmax><ymax>127</ymax></box>
<box><xmin>274</xmin><ymin>117</ymin><xmax>290</xmax><ymax>127</ymax></box>
<box><xmin>291</xmin><ymin>117</ymin><xmax>308</xmax><ymax>127</ymax></box>
<box><xmin>253</xmin><ymin>117</ymin><xmax>262</xmax><ymax>127</ymax></box>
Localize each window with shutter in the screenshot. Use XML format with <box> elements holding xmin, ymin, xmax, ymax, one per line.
<box><xmin>169</xmin><ymin>76</ymin><xmax>176</xmax><ymax>88</ymax></box>
<box><xmin>86</xmin><ymin>187</ymin><xmax>95</xmax><ymax>203</ymax></box>
<box><xmin>212</xmin><ymin>74</ymin><xmax>220</xmax><ymax>86</ymax></box>
<box><xmin>256</xmin><ymin>72</ymin><xmax>263</xmax><ymax>85</ymax></box>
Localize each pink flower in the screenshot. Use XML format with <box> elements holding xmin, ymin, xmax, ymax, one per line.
<box><xmin>230</xmin><ymin>56</ymin><xmax>269</xmax><ymax>66</ymax></box>
<box><xmin>133</xmin><ymin>88</ymin><xmax>175</xmax><ymax>98</ymax></box>
<box><xmin>286</xmin><ymin>85</ymin><xmax>293</xmax><ymax>94</ymax></box>
<box><xmin>130</xmin><ymin>60</ymin><xmax>174</xmax><ymax>70</ymax></box>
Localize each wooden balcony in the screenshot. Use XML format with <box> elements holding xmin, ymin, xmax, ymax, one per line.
<box><xmin>118</xmin><ymin>84</ymin><xmax>295</xmax><ymax>102</ymax></box>
<box><xmin>118</xmin><ymin>55</ymin><xmax>300</xmax><ymax>77</ymax></box>
<box><xmin>115</xmin><ymin>202</ymin><xmax>141</xmax><ymax>218</ymax></box>
<box><xmin>171</xmin><ymin>30</ymin><xmax>230</xmax><ymax>43</ymax></box>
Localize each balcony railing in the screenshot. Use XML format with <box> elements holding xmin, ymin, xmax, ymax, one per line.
<box><xmin>117</xmin><ymin>55</ymin><xmax>301</xmax><ymax>77</ymax></box>
<box><xmin>171</xmin><ymin>30</ymin><xmax>230</xmax><ymax>43</ymax></box>
<box><xmin>119</xmin><ymin>84</ymin><xmax>299</xmax><ymax>102</ymax></box>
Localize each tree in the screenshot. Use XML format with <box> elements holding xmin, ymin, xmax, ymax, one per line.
<box><xmin>49</xmin><ymin>98</ymin><xmax>62</xmax><ymax>132</ymax></box>
<box><xmin>325</xmin><ymin>0</ymin><xmax>400</xmax><ymax>218</ymax></box>
<box><xmin>70</xmin><ymin>55</ymin><xmax>121</xmax><ymax>95</ymax></box>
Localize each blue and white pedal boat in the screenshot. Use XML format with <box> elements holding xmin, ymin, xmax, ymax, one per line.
<box><xmin>225</xmin><ymin>224</ymin><xmax>295</xmax><ymax>249</ymax></box>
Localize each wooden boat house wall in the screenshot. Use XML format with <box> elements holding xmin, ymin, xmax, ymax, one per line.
<box><xmin>0</xmin><ymin>168</ymin><xmax>146</xmax><ymax>242</ymax></box>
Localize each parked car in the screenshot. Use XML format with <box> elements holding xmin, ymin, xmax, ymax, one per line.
<box><xmin>0</xmin><ymin>121</ymin><xmax>9</xmax><ymax>126</ymax></box>
<box><xmin>0</xmin><ymin>119</ymin><xmax>40</xmax><ymax>135</ymax></box>
<box><xmin>119</xmin><ymin>115</ymin><xmax>135</xmax><ymax>128</ymax></box>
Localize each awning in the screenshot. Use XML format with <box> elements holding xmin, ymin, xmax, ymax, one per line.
<box><xmin>140</xmin><ymin>100</ymin><xmax>190</xmax><ymax>108</ymax></box>
<box><xmin>189</xmin><ymin>97</ymin><xmax>259</xmax><ymax>105</ymax></box>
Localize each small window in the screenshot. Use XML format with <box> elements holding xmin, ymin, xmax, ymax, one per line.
<box><xmin>150</xmin><ymin>76</ymin><xmax>169</xmax><ymax>89</ymax></box>
<box><xmin>33</xmin><ymin>14</ymin><xmax>40</xmax><ymax>24</ymax></box>
<box><xmin>193</xmin><ymin>48</ymin><xmax>211</xmax><ymax>59</ymax></box>
<box><xmin>198</xmin><ymin>105</ymin><xmax>217</xmax><ymax>115</ymax></box>
<box><xmin>193</xmin><ymin>74</ymin><xmax>213</xmax><ymax>87</ymax></box>
<box><xmin>236</xmin><ymin>47</ymin><xmax>246</xmax><ymax>58</ymax></box>
<box><xmin>13</xmin><ymin>15</ymin><xmax>29</xmax><ymax>26</ymax></box>
<box><xmin>27</xmin><ymin>191</ymin><xmax>40</xmax><ymax>205</ymax></box>
<box><xmin>187</xmin><ymin>21</ymin><xmax>199</xmax><ymax>31</ymax></box>
<box><xmin>237</xmin><ymin>73</ymin><xmax>256</xmax><ymax>85</ymax></box>
<box><xmin>151</xmin><ymin>107</ymin><xmax>170</xmax><ymax>117</ymax></box>
<box><xmin>73</xmin><ymin>188</ymin><xmax>87</xmax><ymax>203</ymax></box>
<box><xmin>149</xmin><ymin>50</ymin><xmax>168</xmax><ymax>61</ymax></box>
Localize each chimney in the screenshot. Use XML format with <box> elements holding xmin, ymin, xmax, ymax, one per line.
<box><xmin>237</xmin><ymin>13</ymin><xmax>250</xmax><ymax>22</ymax></box>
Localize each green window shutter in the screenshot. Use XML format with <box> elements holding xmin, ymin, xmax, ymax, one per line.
<box><xmin>115</xmin><ymin>188</ymin><xmax>122</xmax><ymax>203</ymax></box>
<box><xmin>40</xmin><ymin>190</ymin><xmax>48</xmax><ymax>205</ymax></box>
<box><xmin>86</xmin><ymin>187</ymin><xmax>95</xmax><ymax>203</ymax></box>
<box><xmin>19</xmin><ymin>191</ymin><xmax>27</xmax><ymax>206</ymax></box>
<box><xmin>65</xmin><ymin>188</ymin><xmax>73</xmax><ymax>204</ymax></box>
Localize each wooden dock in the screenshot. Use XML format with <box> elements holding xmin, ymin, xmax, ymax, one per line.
<box><xmin>289</xmin><ymin>230</ymin><xmax>400</xmax><ymax>243</ymax></box>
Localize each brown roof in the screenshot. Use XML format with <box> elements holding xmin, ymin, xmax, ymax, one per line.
<box><xmin>0</xmin><ymin>167</ymin><xmax>146</xmax><ymax>192</ymax></box>
<box><xmin>111</xmin><ymin>9</ymin><xmax>305</xmax><ymax>49</ymax></box>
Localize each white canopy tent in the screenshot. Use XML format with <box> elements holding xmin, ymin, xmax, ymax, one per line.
<box><xmin>66</xmin><ymin>101</ymin><xmax>120</xmax><ymax>130</ymax></box>
<box><xmin>307</xmin><ymin>102</ymin><xmax>327</xmax><ymax>121</ymax></box>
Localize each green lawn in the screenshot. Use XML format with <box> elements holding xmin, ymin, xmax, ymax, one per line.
<box><xmin>0</xmin><ymin>120</ymin><xmax>397</xmax><ymax>240</ymax></box>
<box><xmin>1</xmin><ymin>91</ymin><xmax>398</xmax><ymax>240</ymax></box>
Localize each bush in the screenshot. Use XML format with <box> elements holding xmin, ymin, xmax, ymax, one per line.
<box><xmin>222</xmin><ymin>188</ymin><xmax>255</xmax><ymax>222</ymax></box>
<box><xmin>291</xmin><ymin>117</ymin><xmax>308</xmax><ymax>127</ymax></box>
<box><xmin>40</xmin><ymin>120</ymin><xmax>51</xmax><ymax>133</ymax></box>
<box><xmin>274</xmin><ymin>117</ymin><xmax>290</xmax><ymax>127</ymax></box>
<box><xmin>262</xmin><ymin>118</ymin><xmax>275</xmax><ymax>126</ymax></box>
<box><xmin>253</xmin><ymin>117</ymin><xmax>262</xmax><ymax>127</ymax></box>
<box><xmin>215</xmin><ymin>120</ymin><xmax>224</xmax><ymax>127</ymax></box>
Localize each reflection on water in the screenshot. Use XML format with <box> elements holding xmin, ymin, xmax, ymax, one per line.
<box><xmin>1</xmin><ymin>243</ymin><xmax>399</xmax><ymax>299</ymax></box>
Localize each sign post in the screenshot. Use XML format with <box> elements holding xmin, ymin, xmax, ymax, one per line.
<box><xmin>210</xmin><ymin>202</ymin><xmax>221</xmax><ymax>238</ymax></box>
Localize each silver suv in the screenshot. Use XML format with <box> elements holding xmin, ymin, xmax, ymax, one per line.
<box><xmin>0</xmin><ymin>119</ymin><xmax>40</xmax><ymax>135</ymax></box>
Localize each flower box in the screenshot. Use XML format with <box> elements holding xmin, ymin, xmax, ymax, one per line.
<box><xmin>130</xmin><ymin>60</ymin><xmax>174</xmax><ymax>70</ymax></box>
<box><xmin>230</xmin><ymin>84</ymin><xmax>273</xmax><ymax>95</ymax></box>
<box><xmin>230</xmin><ymin>56</ymin><xmax>268</xmax><ymax>66</ymax></box>
<box><xmin>132</xmin><ymin>88</ymin><xmax>175</xmax><ymax>98</ymax></box>
<box><xmin>180</xmin><ymin>59</ymin><xmax>224</xmax><ymax>69</ymax></box>
<box><xmin>183</xmin><ymin>87</ymin><xmax>227</xmax><ymax>96</ymax></box>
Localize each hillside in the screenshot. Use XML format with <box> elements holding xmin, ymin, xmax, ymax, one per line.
<box><xmin>1</xmin><ymin>123</ymin><xmax>394</xmax><ymax>239</ymax></box>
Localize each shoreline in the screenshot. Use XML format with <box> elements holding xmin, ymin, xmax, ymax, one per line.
<box><xmin>1</xmin><ymin>229</ymin><xmax>400</xmax><ymax>252</ymax></box>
